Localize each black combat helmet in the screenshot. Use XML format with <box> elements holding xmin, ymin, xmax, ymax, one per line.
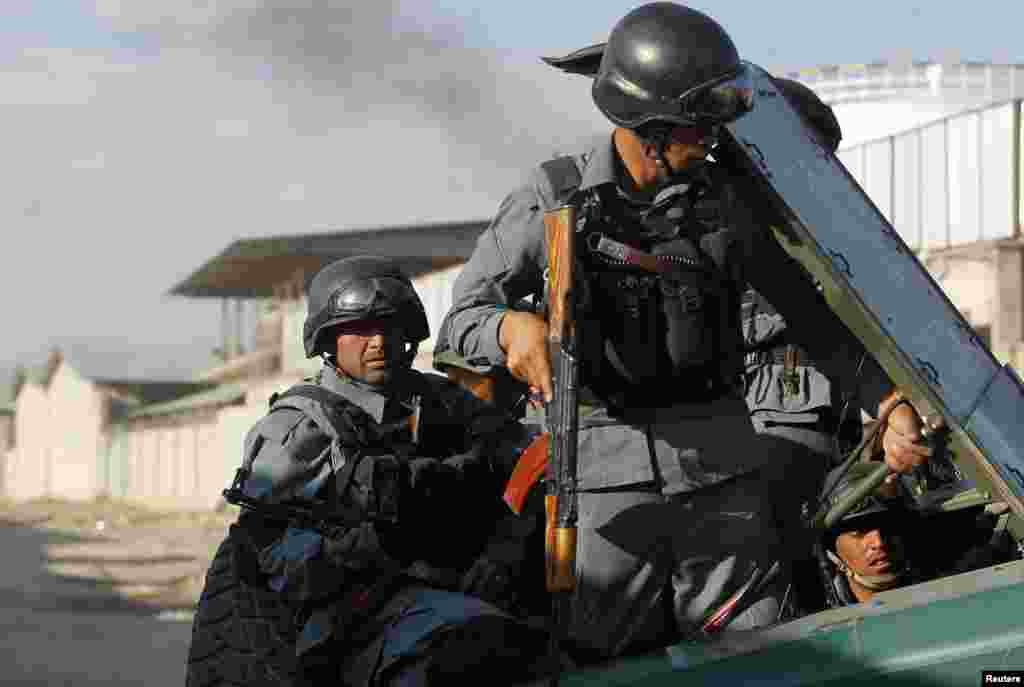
<box><xmin>303</xmin><ymin>256</ymin><xmax>430</xmax><ymax>358</ymax></box>
<box><xmin>592</xmin><ymin>2</ymin><xmax>747</xmax><ymax>130</ymax></box>
<box><xmin>822</xmin><ymin>462</ymin><xmax>903</xmax><ymax>545</ymax></box>
<box><xmin>818</xmin><ymin>462</ymin><xmax>911</xmax><ymax>603</ymax></box>
<box><xmin>545</xmin><ymin>40</ymin><xmax>839</xmax><ymax>153</ymax></box>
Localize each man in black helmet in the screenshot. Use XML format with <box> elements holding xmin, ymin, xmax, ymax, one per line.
<box><xmin>441</xmin><ymin>1</ymin><xmax>931</xmax><ymax>660</ymax></box>
<box><xmin>818</xmin><ymin>462</ymin><xmax>919</xmax><ymax>607</ymax></box>
<box><xmin>816</xmin><ymin>457</ymin><xmax>1017</xmax><ymax>608</ymax></box>
<box><xmin>186</xmin><ymin>256</ymin><xmax>546</xmax><ymax>687</ymax></box>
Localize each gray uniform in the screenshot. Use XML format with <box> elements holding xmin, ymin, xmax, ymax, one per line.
<box><xmin>742</xmin><ymin>289</ymin><xmax>868</xmax><ymax>532</ymax></box>
<box><xmin>236</xmin><ymin>364</ymin><xmax>541</xmax><ymax>685</ymax></box>
<box><xmin>742</xmin><ymin>289</ymin><xmax>860</xmax><ymax>456</ymax></box>
<box><xmin>441</xmin><ymin>134</ymin><xmax>892</xmax><ymax>656</ymax></box>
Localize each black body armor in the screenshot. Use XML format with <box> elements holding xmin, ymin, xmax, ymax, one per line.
<box><xmin>540</xmin><ymin>158</ymin><xmax>744</xmax><ymax>410</ymax></box>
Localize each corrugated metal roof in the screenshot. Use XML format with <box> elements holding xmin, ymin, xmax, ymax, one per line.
<box><xmin>169</xmin><ymin>219</ymin><xmax>489</xmax><ymax>299</ymax></box>
<box><xmin>125</xmin><ymin>382</ymin><xmax>247</xmax><ymax>419</ymax></box>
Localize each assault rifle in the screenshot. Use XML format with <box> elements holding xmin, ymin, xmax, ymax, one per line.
<box><xmin>543</xmin><ymin>203</ymin><xmax>581</xmax><ymax>685</ymax></box>
<box><xmin>222</xmin><ymin>466</ymin><xmax>366</xmax><ymax>538</ymax></box>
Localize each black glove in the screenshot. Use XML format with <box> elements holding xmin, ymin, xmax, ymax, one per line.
<box><xmin>322</xmin><ymin>522</ymin><xmax>397</xmax><ymax>574</ymax></box>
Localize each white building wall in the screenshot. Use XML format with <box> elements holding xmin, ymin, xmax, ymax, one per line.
<box><xmin>835</xmin><ymin>97</ymin><xmax>1024</xmax><ymax>368</ymax></box>
<box><xmin>8</xmin><ymin>382</ymin><xmax>50</xmax><ymax>500</ymax></box>
<box><xmin>837</xmin><ymin>100</ymin><xmax>1021</xmax><ymax>252</ymax></box>
<box><xmin>833</xmin><ymin>102</ymin><xmax>963</xmax><ymax>148</ymax></box>
<box><xmin>281</xmin><ymin>299</ymin><xmax>319</xmax><ymax>378</ymax></box>
<box><xmin>4</xmin><ymin>362</ymin><xmax>105</xmax><ymax>501</ymax></box>
<box><xmin>47</xmin><ymin>363</ymin><xmax>102</xmax><ymax>500</ymax></box>
<box><xmin>412</xmin><ymin>264</ymin><xmax>463</xmax><ymax>371</ymax></box>
<box><xmin>116</xmin><ymin>409</ymin><xmax>236</xmax><ymax>512</ymax></box>
<box><xmin>925</xmin><ymin>255</ymin><xmax>996</xmax><ymax>329</ymax></box>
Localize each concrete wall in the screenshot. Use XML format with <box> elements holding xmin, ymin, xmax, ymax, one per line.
<box><xmin>923</xmin><ymin>253</ymin><xmax>995</xmax><ymax>333</ymax></box>
<box><xmin>106</xmin><ymin>371</ymin><xmax>314</xmax><ymax>511</ymax></box>
<box><xmin>113</xmin><ymin>410</ymin><xmax>227</xmax><ymax>511</ymax></box>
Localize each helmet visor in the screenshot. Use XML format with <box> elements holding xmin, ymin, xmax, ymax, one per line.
<box><xmin>675</xmin><ymin>65</ymin><xmax>754</xmax><ymax>125</ymax></box>
<box><xmin>595</xmin><ymin>62</ymin><xmax>754</xmax><ymax>129</ymax></box>
<box><xmin>331</xmin><ymin>276</ymin><xmax>418</xmax><ymax>319</ymax></box>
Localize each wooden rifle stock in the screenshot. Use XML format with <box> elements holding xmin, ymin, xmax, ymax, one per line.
<box><xmin>543</xmin><ymin>204</ymin><xmax>580</xmax><ymax>596</ymax></box>
<box><xmin>543</xmin><ymin>203</ymin><xmax>580</xmax><ymax>685</ymax></box>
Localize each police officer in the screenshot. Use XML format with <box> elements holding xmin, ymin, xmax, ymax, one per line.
<box><xmin>441</xmin><ymin>2</ymin><xmax>931</xmax><ymax>658</ymax></box>
<box><xmin>820</xmin><ymin>461</ymin><xmax>1018</xmax><ymax>608</ymax></box>
<box><xmin>818</xmin><ymin>462</ymin><xmax>919</xmax><ymax>607</ymax></box>
<box><xmin>186</xmin><ymin>256</ymin><xmax>545</xmax><ymax>687</ymax></box>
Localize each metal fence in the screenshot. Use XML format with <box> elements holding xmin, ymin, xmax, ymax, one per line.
<box><xmin>837</xmin><ymin>99</ymin><xmax>1022</xmax><ymax>250</ymax></box>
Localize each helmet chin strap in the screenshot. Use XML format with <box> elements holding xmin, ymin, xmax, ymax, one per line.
<box><xmin>826</xmin><ymin>550</ymin><xmax>905</xmax><ymax>591</ymax></box>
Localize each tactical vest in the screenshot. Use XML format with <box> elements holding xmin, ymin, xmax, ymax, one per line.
<box><xmin>539</xmin><ymin>156</ymin><xmax>744</xmax><ymax>410</ymax></box>
<box><xmin>246</xmin><ymin>374</ymin><xmax>490</xmax><ymax>570</ymax></box>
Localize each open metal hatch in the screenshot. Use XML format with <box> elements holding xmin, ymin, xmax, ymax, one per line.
<box><xmin>719</xmin><ymin>62</ymin><xmax>1024</xmax><ymax>539</ymax></box>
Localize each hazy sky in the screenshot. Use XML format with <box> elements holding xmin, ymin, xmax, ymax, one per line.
<box><xmin>2</xmin><ymin>1</ymin><xmax>1023</xmax><ymax>383</ymax></box>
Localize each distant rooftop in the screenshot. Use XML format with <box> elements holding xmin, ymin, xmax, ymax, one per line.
<box><xmin>169</xmin><ymin>219</ymin><xmax>489</xmax><ymax>299</ymax></box>
<box><xmin>775</xmin><ymin>61</ymin><xmax>1024</xmax><ymax>106</ymax></box>
<box><xmin>11</xmin><ymin>347</ymin><xmax>213</xmax><ymax>406</ymax></box>
<box><xmin>125</xmin><ymin>382</ymin><xmax>247</xmax><ymax>419</ymax></box>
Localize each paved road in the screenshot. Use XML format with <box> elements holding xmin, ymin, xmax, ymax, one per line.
<box><xmin>0</xmin><ymin>516</ymin><xmax>199</xmax><ymax>686</ymax></box>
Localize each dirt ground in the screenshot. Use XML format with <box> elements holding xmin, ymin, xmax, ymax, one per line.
<box><xmin>0</xmin><ymin>496</ymin><xmax>237</xmax><ymax>615</ymax></box>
